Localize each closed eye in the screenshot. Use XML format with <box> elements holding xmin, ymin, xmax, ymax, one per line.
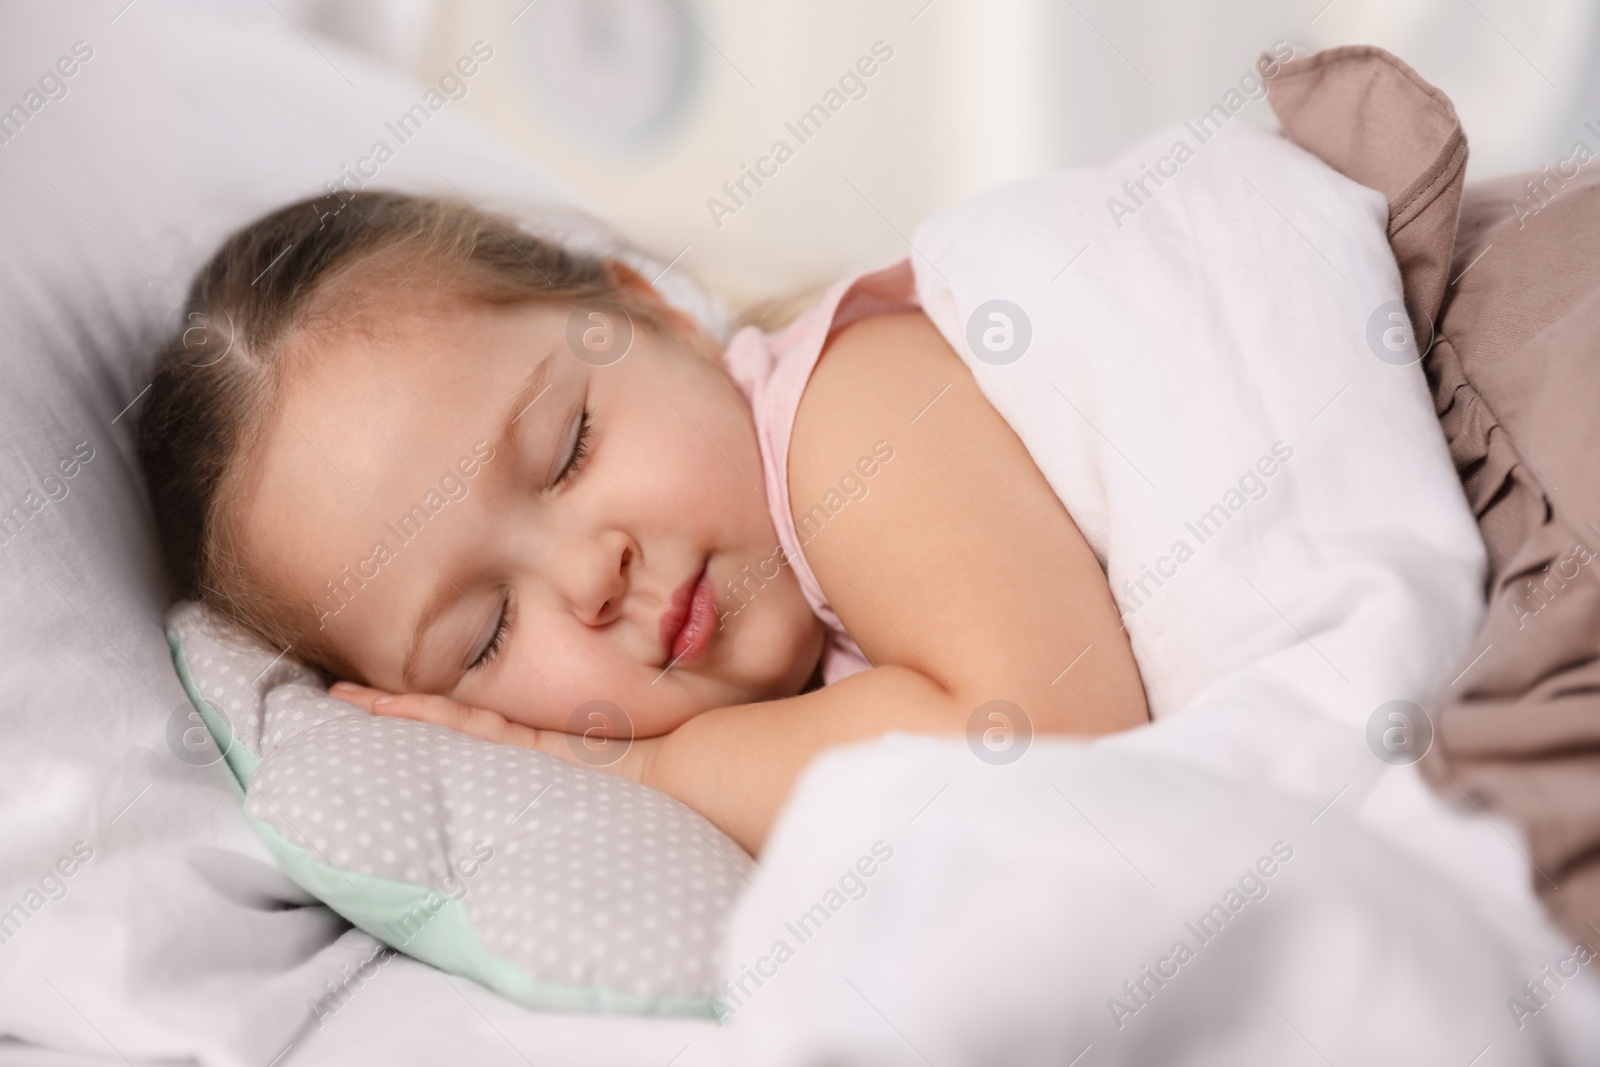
<box><xmin>550</xmin><ymin>406</ymin><xmax>592</xmax><ymax>488</ymax></box>
<box><xmin>467</xmin><ymin>590</ymin><xmax>514</xmax><ymax>673</ymax></box>
<box><xmin>465</xmin><ymin>407</ymin><xmax>588</xmax><ymax>676</ymax></box>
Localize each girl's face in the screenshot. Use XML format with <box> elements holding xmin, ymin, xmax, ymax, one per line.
<box><xmin>239</xmin><ymin>280</ymin><xmax>826</xmax><ymax>738</ymax></box>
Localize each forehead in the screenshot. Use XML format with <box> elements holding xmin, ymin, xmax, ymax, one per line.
<box><xmin>235</xmin><ymin>297</ymin><xmax>563</xmax><ymax>668</ymax></box>
<box><xmin>282</xmin><ymin>291</ymin><xmax>572</xmax><ymax>454</ymax></box>
<box><xmin>272</xmin><ymin>303</ymin><xmax>501</xmax><ymax>482</ymax></box>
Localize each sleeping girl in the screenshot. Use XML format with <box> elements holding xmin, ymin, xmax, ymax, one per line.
<box><xmin>137</xmin><ymin>191</ymin><xmax>1151</xmax><ymax>854</ymax></box>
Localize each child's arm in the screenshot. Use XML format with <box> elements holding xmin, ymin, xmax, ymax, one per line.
<box><xmin>338</xmin><ymin>664</ymin><xmax>964</xmax><ymax>854</ymax></box>
<box><xmin>788</xmin><ymin>309</ymin><xmax>1148</xmax><ymax>742</ymax></box>
<box><xmin>340</xmin><ymin>309</ymin><xmax>1148</xmax><ymax>854</ymax></box>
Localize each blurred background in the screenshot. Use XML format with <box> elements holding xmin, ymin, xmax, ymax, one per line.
<box><xmin>260</xmin><ymin>0</ymin><xmax>1598</xmax><ymax>308</ymax></box>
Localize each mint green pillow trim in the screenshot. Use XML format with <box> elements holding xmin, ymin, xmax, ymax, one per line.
<box><xmin>248</xmin><ymin>815</ymin><xmax>720</xmax><ymax>1019</ymax></box>
<box><xmin>166</xmin><ymin>630</ymin><xmax>260</xmax><ymax>787</ymax></box>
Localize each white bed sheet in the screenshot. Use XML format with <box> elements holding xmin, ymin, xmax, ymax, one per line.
<box><xmin>282</xmin><ymin>935</ymin><xmax>720</xmax><ymax>1067</ymax></box>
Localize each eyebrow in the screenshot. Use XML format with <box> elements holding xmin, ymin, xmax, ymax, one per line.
<box><xmin>399</xmin><ymin>355</ymin><xmax>555</xmax><ymax>689</ymax></box>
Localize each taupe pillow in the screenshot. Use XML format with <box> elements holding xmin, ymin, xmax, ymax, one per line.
<box><xmin>1265</xmin><ymin>44</ymin><xmax>1468</xmax><ymax>329</ymax></box>
<box><xmin>1270</xmin><ymin>43</ymin><xmax>1600</xmax><ymax>946</ymax></box>
<box><xmin>1415</xmin><ymin>163</ymin><xmax>1600</xmax><ymax>945</ymax></box>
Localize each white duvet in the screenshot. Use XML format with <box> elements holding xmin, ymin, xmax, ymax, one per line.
<box><xmin>711</xmin><ymin>120</ymin><xmax>1600</xmax><ymax>1064</ymax></box>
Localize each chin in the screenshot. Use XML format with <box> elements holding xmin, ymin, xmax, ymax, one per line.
<box><xmin>764</xmin><ymin>615</ymin><xmax>829</xmax><ymax>699</ymax></box>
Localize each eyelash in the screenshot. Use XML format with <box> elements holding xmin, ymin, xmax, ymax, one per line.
<box><xmin>551</xmin><ymin>407</ymin><xmax>592</xmax><ymax>488</ymax></box>
<box><xmin>469</xmin><ymin>590</ymin><xmax>516</xmax><ymax>673</ymax></box>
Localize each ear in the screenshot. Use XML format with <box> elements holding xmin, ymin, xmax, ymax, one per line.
<box><xmin>603</xmin><ymin>259</ymin><xmax>720</xmax><ymax>360</ymax></box>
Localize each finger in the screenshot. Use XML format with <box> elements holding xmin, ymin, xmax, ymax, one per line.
<box><xmin>372</xmin><ymin>693</ymin><xmax>543</xmax><ymax>751</ymax></box>
<box><xmin>329</xmin><ymin>680</ymin><xmax>392</xmax><ymax>712</ymax></box>
<box><xmin>369</xmin><ymin>692</ymin><xmax>473</xmax><ymax>732</ymax></box>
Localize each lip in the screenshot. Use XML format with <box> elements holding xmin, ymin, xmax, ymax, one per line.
<box><xmin>659</xmin><ymin>561</ymin><xmax>716</xmax><ymax>668</ymax></box>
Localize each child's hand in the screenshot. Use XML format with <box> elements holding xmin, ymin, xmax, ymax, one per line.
<box><xmin>328</xmin><ymin>681</ymin><xmax>655</xmax><ymax>786</ymax></box>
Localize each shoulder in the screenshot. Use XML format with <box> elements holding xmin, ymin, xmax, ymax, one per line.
<box><xmin>785</xmin><ymin>307</ymin><xmax>1150</xmax><ymax>732</ymax></box>
<box><xmin>789</xmin><ymin>310</ymin><xmax>959</xmax><ymax>493</ymax></box>
<box><xmin>807</xmin><ymin>310</ymin><xmax>959</xmax><ymax>406</ymax></box>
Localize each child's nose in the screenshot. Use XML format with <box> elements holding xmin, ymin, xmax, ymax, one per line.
<box><xmin>568</xmin><ymin>536</ymin><xmax>634</xmax><ymax>627</ymax></box>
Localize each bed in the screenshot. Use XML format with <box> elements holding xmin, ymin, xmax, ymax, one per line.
<box><xmin>3</xmin><ymin>4</ymin><xmax>1598</xmax><ymax>1065</ymax></box>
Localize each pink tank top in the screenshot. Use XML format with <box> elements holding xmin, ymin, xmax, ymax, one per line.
<box><xmin>719</xmin><ymin>257</ymin><xmax>920</xmax><ymax>686</ymax></box>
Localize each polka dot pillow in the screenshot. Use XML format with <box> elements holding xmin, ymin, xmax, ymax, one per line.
<box><xmin>164</xmin><ymin>600</ymin><xmax>753</xmax><ymax>1017</ymax></box>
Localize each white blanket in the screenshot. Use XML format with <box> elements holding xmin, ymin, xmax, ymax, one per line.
<box><xmin>712</xmin><ymin>119</ymin><xmax>1600</xmax><ymax>1064</ymax></box>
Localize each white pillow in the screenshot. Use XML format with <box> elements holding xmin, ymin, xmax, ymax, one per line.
<box><xmin>0</xmin><ymin>4</ymin><xmax>724</xmax><ymax>1061</ymax></box>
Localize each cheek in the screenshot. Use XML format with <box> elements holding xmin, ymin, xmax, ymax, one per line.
<box><xmin>620</xmin><ymin>406</ymin><xmax>733</xmax><ymax>506</ymax></box>
<box><xmin>484</xmin><ymin>629</ymin><xmax>616</xmax><ymax>732</ymax></box>
<box><xmin>482</xmin><ymin>620</ymin><xmax>697</xmax><ymax>737</ymax></box>
<box><xmin>611</xmin><ymin>350</ymin><xmax>763</xmax><ymax>518</ymax></box>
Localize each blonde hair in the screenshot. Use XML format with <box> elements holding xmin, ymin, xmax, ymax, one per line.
<box><xmin>138</xmin><ymin>190</ymin><xmax>668</xmax><ymax>681</ymax></box>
